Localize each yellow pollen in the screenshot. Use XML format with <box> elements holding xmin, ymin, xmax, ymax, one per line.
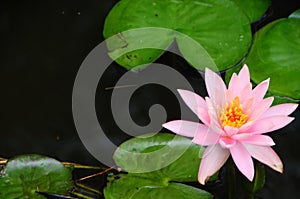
<box><xmin>220</xmin><ymin>96</ymin><xmax>248</xmax><ymax>128</ymax></box>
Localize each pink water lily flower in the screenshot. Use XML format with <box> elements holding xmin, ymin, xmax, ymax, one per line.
<box><xmin>163</xmin><ymin>64</ymin><xmax>298</xmax><ymax>184</ymax></box>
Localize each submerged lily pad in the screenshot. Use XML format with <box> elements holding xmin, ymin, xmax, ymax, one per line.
<box><xmin>104</xmin><ymin>174</ymin><xmax>212</xmax><ymax>199</ymax></box>
<box><xmin>0</xmin><ymin>155</ymin><xmax>73</xmax><ymax>199</ymax></box>
<box><xmin>245</xmin><ymin>9</ymin><xmax>300</xmax><ymax>100</ymax></box>
<box><xmin>104</xmin><ymin>0</ymin><xmax>252</xmax><ymax>71</ymax></box>
<box><xmin>113</xmin><ymin>133</ymin><xmax>205</xmax><ymax>182</ymax></box>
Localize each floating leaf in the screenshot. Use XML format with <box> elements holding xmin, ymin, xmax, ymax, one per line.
<box><xmin>105</xmin><ymin>28</ymin><xmax>174</xmax><ymax>70</ymax></box>
<box><xmin>104</xmin><ymin>174</ymin><xmax>212</xmax><ymax>199</ymax></box>
<box><xmin>0</xmin><ymin>154</ymin><xmax>73</xmax><ymax>199</ymax></box>
<box><xmin>289</xmin><ymin>9</ymin><xmax>300</xmax><ymax>19</ymax></box>
<box><xmin>245</xmin><ymin>12</ymin><xmax>300</xmax><ymax>100</ymax></box>
<box><xmin>113</xmin><ymin>133</ymin><xmax>205</xmax><ymax>182</ymax></box>
<box><xmin>106</xmin><ymin>133</ymin><xmax>216</xmax><ymax>198</ymax></box>
<box><xmin>103</xmin><ymin>0</ymin><xmax>252</xmax><ymax>71</ymax></box>
<box><xmin>230</xmin><ymin>0</ymin><xmax>271</xmax><ymax>22</ymax></box>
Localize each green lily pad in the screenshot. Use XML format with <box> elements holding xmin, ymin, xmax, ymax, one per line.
<box><xmin>105</xmin><ymin>27</ymin><xmax>177</xmax><ymax>70</ymax></box>
<box><xmin>245</xmin><ymin>10</ymin><xmax>300</xmax><ymax>100</ymax></box>
<box><xmin>104</xmin><ymin>174</ymin><xmax>212</xmax><ymax>199</ymax></box>
<box><xmin>230</xmin><ymin>0</ymin><xmax>271</xmax><ymax>23</ymax></box>
<box><xmin>0</xmin><ymin>154</ymin><xmax>73</xmax><ymax>199</ymax></box>
<box><xmin>289</xmin><ymin>8</ymin><xmax>300</xmax><ymax>19</ymax></box>
<box><xmin>113</xmin><ymin>133</ymin><xmax>205</xmax><ymax>182</ymax></box>
<box><xmin>103</xmin><ymin>0</ymin><xmax>252</xmax><ymax>71</ymax></box>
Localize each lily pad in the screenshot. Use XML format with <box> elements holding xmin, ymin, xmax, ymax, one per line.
<box><xmin>230</xmin><ymin>0</ymin><xmax>271</xmax><ymax>23</ymax></box>
<box><xmin>113</xmin><ymin>133</ymin><xmax>205</xmax><ymax>182</ymax></box>
<box><xmin>0</xmin><ymin>154</ymin><xmax>73</xmax><ymax>199</ymax></box>
<box><xmin>289</xmin><ymin>8</ymin><xmax>300</xmax><ymax>19</ymax></box>
<box><xmin>104</xmin><ymin>174</ymin><xmax>212</xmax><ymax>199</ymax></box>
<box><xmin>245</xmin><ymin>10</ymin><xmax>300</xmax><ymax>100</ymax></box>
<box><xmin>103</xmin><ymin>0</ymin><xmax>252</xmax><ymax>71</ymax></box>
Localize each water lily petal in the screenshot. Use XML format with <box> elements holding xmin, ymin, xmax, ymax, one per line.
<box><xmin>177</xmin><ymin>89</ymin><xmax>210</xmax><ymax>125</ymax></box>
<box><xmin>267</xmin><ymin>116</ymin><xmax>295</xmax><ymax>132</ymax></box>
<box><xmin>239</xmin><ymin>121</ymin><xmax>254</xmax><ymax>132</ymax></box>
<box><xmin>240</xmin><ymin>83</ymin><xmax>253</xmax><ymax>104</ymax></box>
<box><xmin>205</xmin><ymin>68</ymin><xmax>226</xmax><ymax>109</ymax></box>
<box><xmin>235</xmin><ymin>134</ymin><xmax>275</xmax><ymax>146</ymax></box>
<box><xmin>192</xmin><ymin>127</ymin><xmax>220</xmax><ymax>146</ymax></box>
<box><xmin>219</xmin><ymin>136</ymin><xmax>236</xmax><ymax>148</ymax></box>
<box><xmin>246</xmin><ymin>116</ymin><xmax>295</xmax><ymax>134</ymax></box>
<box><xmin>244</xmin><ymin>144</ymin><xmax>283</xmax><ymax>173</ymax></box>
<box><xmin>198</xmin><ymin>145</ymin><xmax>230</xmax><ymax>184</ymax></box>
<box><xmin>260</xmin><ymin>103</ymin><xmax>298</xmax><ymax>119</ymax></box>
<box><xmin>238</xmin><ymin>65</ymin><xmax>250</xmax><ymax>86</ymax></box>
<box><xmin>232</xmin><ymin>133</ymin><xmax>252</xmax><ymax>139</ymax></box>
<box><xmin>249</xmin><ymin>97</ymin><xmax>274</xmax><ymax>121</ymax></box>
<box><xmin>228</xmin><ymin>65</ymin><xmax>250</xmax><ymax>97</ymax></box>
<box><xmin>162</xmin><ymin>120</ymin><xmax>207</xmax><ymax>138</ymax></box>
<box><xmin>205</xmin><ymin>97</ymin><xmax>223</xmax><ymax>132</ymax></box>
<box><xmin>242</xmin><ymin>97</ymin><xmax>255</xmax><ymax>113</ymax></box>
<box><xmin>225</xmin><ymin>89</ymin><xmax>235</xmax><ymax>104</ymax></box>
<box><xmin>252</xmin><ymin>78</ymin><xmax>270</xmax><ymax>101</ymax></box>
<box><xmin>228</xmin><ymin>73</ymin><xmax>239</xmax><ymax>94</ymax></box>
<box><xmin>224</xmin><ymin>126</ymin><xmax>239</xmax><ymax>136</ymax></box>
<box><xmin>230</xmin><ymin>142</ymin><xmax>254</xmax><ymax>181</ymax></box>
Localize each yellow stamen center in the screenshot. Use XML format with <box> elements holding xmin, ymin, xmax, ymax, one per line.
<box><xmin>220</xmin><ymin>97</ymin><xmax>248</xmax><ymax>128</ymax></box>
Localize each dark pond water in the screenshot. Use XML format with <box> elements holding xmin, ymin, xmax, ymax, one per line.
<box><xmin>0</xmin><ymin>0</ymin><xmax>300</xmax><ymax>198</ymax></box>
